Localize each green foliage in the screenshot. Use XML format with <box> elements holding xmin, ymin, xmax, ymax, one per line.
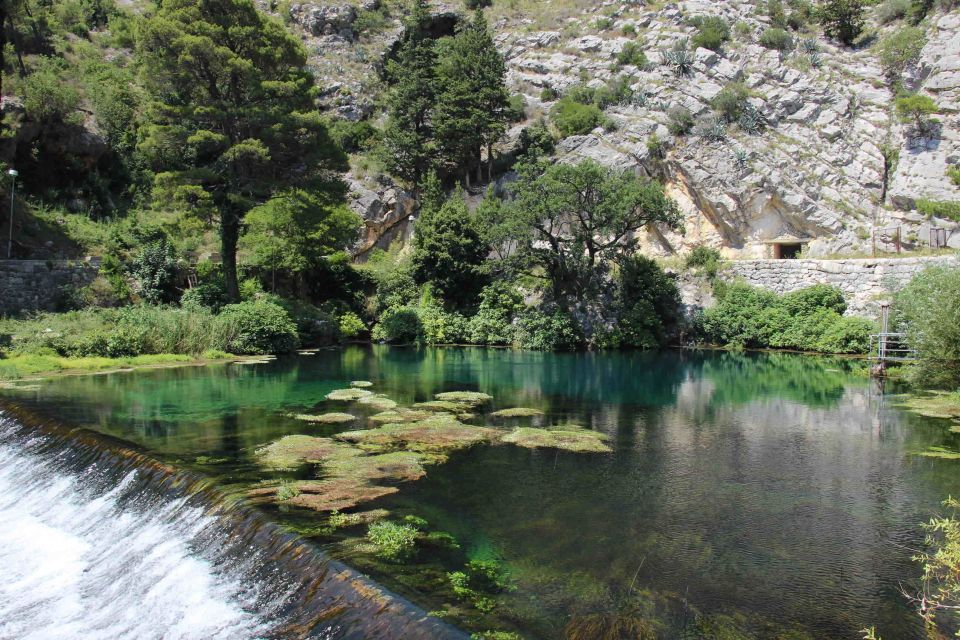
<box><xmin>916</xmin><ymin>200</ymin><xmax>960</xmax><ymax>220</ymax></box>
<box><xmin>338</xmin><ymin>312</ymin><xmax>367</xmax><ymax>339</ymax></box>
<box><xmin>913</xmin><ymin>497</ymin><xmax>960</xmax><ymax>632</ymax></box>
<box><xmin>506</xmin><ymin>94</ymin><xmax>527</xmax><ymax>122</ymax></box>
<box><xmin>181</xmin><ymin>283</ymin><xmax>230</xmax><ymax>313</ymax></box>
<box><xmin>367</xmin><ymin>521</ymin><xmax>419</xmax><ymax>562</ymax></box>
<box><xmin>138</xmin><ymin>0</ymin><xmax>348</xmax><ymax>300</ymax></box>
<box><xmin>662</xmin><ymin>47</ymin><xmax>695</xmax><ymax>76</ymax></box>
<box><xmin>549</xmin><ymin>98</ymin><xmax>607</xmax><ymax>137</ymax></box>
<box><xmin>700</xmin><ymin>283</ymin><xmax>873</xmax><ymax>353</ymax></box>
<box><xmin>419</xmin><ymin>306</ymin><xmax>470</xmax><ymax>344</ymax></box>
<box><xmin>516</xmin><ymin>121</ymin><xmax>556</xmax><ymax>160</ymax></box>
<box><xmin>514</xmin><ymin>309</ymin><xmax>582</xmax><ymax>350</ymax></box>
<box><xmin>130</xmin><ymin>239</ymin><xmax>179</xmax><ymax>305</ymax></box>
<box><xmin>893</xmin><ymin>266</ymin><xmax>960</xmax><ymax>387</ymax></box>
<box><xmin>373</xmin><ymin>306</ymin><xmax>424</xmax><ymax>344</ymax></box>
<box><xmin>22</xmin><ymin>60</ymin><xmax>80</xmax><ymax>123</ymax></box>
<box><xmin>685</xmin><ymin>246</ymin><xmax>723</xmax><ymax>279</ymax></box>
<box><xmin>411</xmin><ymin>194</ymin><xmax>489</xmax><ymax>309</ymax></box>
<box><xmin>877</xmin><ymin>27</ymin><xmax>926</xmax><ymax>80</ymax></box>
<box><xmin>895</xmin><ymin>93</ymin><xmax>939</xmax><ymax>131</ymax></box>
<box><xmin>610</xmin><ymin>256</ymin><xmax>680</xmax><ymax>349</ymax></box>
<box><xmin>448</xmin><ymin>558</ymin><xmax>509</xmax><ymax>612</ymax></box>
<box><xmin>947</xmin><ymin>165</ymin><xmax>960</xmax><ymax>187</ymax></box>
<box><xmin>492</xmin><ymin>160</ymin><xmax>682</xmax><ymax>306</ymax></box>
<box><xmin>615</xmin><ymin>42</ymin><xmax>648</xmax><ymax>67</ymax></box>
<box><xmin>818</xmin><ymin>0</ymin><xmax>866</xmax><ymax>45</ymax></box>
<box><xmin>711</xmin><ymin>82</ymin><xmax>751</xmax><ymax>122</ymax></box>
<box><xmin>215</xmin><ymin>300</ymin><xmax>299</xmax><ymax>355</ymax></box>
<box><xmin>878</xmin><ymin>0</ymin><xmax>912</xmax><ymax>22</ymax></box>
<box><xmin>328</xmin><ymin>119</ymin><xmax>379</xmax><ymax>153</ymax></box>
<box><xmin>690</xmin><ymin>15</ymin><xmax>731</xmax><ymax>51</ymax></box>
<box><xmin>667</xmin><ymin>106</ymin><xmax>695</xmax><ymax>136</ymax></box>
<box><xmin>759</xmin><ymin>27</ymin><xmax>794</xmax><ymax>50</ymax></box>
<box><xmin>540</xmin><ymin>86</ymin><xmax>559</xmax><ymax>101</ymax></box>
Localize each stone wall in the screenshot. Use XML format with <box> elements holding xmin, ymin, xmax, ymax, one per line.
<box><xmin>721</xmin><ymin>255</ymin><xmax>960</xmax><ymax>317</ymax></box>
<box><xmin>0</xmin><ymin>260</ymin><xmax>99</xmax><ymax>316</ymax></box>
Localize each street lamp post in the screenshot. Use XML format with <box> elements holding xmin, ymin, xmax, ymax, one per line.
<box><xmin>7</xmin><ymin>168</ymin><xmax>17</xmax><ymax>259</ymax></box>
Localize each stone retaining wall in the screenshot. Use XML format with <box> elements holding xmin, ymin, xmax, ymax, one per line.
<box><xmin>0</xmin><ymin>260</ymin><xmax>99</xmax><ymax>316</ymax></box>
<box><xmin>721</xmin><ymin>255</ymin><xmax>960</xmax><ymax>317</ymax></box>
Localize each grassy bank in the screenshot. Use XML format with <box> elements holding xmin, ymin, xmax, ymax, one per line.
<box><xmin>0</xmin><ymin>352</ymin><xmax>235</xmax><ymax>381</ymax></box>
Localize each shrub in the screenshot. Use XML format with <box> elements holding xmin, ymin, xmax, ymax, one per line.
<box><xmin>819</xmin><ymin>0</ymin><xmax>866</xmax><ymax>46</ymax></box>
<box><xmin>767</xmin><ymin>0</ymin><xmax>788</xmax><ymax>28</ymax></box>
<box><xmin>517</xmin><ymin>121</ymin><xmax>556</xmax><ymax>159</ymax></box>
<box><xmin>23</xmin><ymin>63</ymin><xmax>80</xmax><ymax>123</ymax></box>
<box><xmin>506</xmin><ymin>94</ymin><xmax>527</xmax><ymax>122</ymax></box>
<box><xmin>667</xmin><ymin>106</ymin><xmax>695</xmax><ymax>135</ymax></box>
<box><xmin>615</xmin><ymin>256</ymin><xmax>680</xmax><ymax>349</ymax></box>
<box><xmin>781</xmin><ymin>283</ymin><xmax>847</xmax><ymax>316</ymax></box>
<box><xmin>616</xmin><ymin>42</ymin><xmax>648</xmax><ymax>68</ymax></box>
<box><xmin>539</xmin><ymin>86</ymin><xmax>559</xmax><ymax>102</ymax></box>
<box><xmin>711</xmin><ymin>82</ymin><xmax>751</xmax><ymax>122</ymax></box>
<box><xmin>338</xmin><ymin>312</ymin><xmax>367</xmax><ymax>339</ymax></box>
<box><xmin>181</xmin><ymin>283</ymin><xmax>229</xmax><ymax>313</ymax></box>
<box><xmin>514</xmin><ymin>310</ymin><xmax>582</xmax><ymax>350</ymax></box>
<box><xmin>759</xmin><ymin>28</ymin><xmax>794</xmax><ymax>50</ymax></box>
<box><xmin>215</xmin><ymin>300</ymin><xmax>299</xmax><ymax>354</ymax></box>
<box><xmin>878</xmin><ymin>0</ymin><xmax>911</xmax><ymax>22</ymax></box>
<box><xmin>893</xmin><ymin>265</ymin><xmax>960</xmax><ymax>387</ymax></box>
<box><xmin>947</xmin><ymin>165</ymin><xmax>960</xmax><ymax>187</ymax></box>
<box><xmin>685</xmin><ymin>246</ymin><xmax>723</xmax><ymax>279</ymax></box>
<box><xmin>420</xmin><ymin>306</ymin><xmax>470</xmax><ymax>345</ymax></box>
<box><xmin>268</xmin><ymin>296</ymin><xmax>339</xmax><ymax>346</ymax></box>
<box><xmin>328</xmin><ymin>119</ymin><xmax>379</xmax><ymax>153</ymax></box>
<box><xmin>550</xmin><ymin>98</ymin><xmax>607</xmax><ymax>137</ymax></box>
<box><xmin>787</xmin><ymin>0</ymin><xmax>815</xmax><ymax>29</ymax></box>
<box><xmin>367</xmin><ymin>521</ymin><xmax>419</xmax><ymax>562</ymax></box>
<box><xmin>130</xmin><ymin>239</ymin><xmax>180</xmax><ymax>305</ymax></box>
<box><xmin>895</xmin><ymin>93</ymin><xmax>939</xmax><ymax>132</ymax></box>
<box><xmin>816</xmin><ymin>316</ymin><xmax>875</xmax><ymax>353</ymax></box>
<box><xmin>690</xmin><ymin>16</ymin><xmax>731</xmax><ymax>51</ymax></box>
<box><xmin>916</xmin><ymin>200</ymin><xmax>960</xmax><ymax>220</ymax></box>
<box><xmin>372</xmin><ymin>306</ymin><xmax>423</xmax><ymax>344</ymax></box>
<box><xmin>877</xmin><ymin>27</ymin><xmax>926</xmax><ymax>80</ymax></box>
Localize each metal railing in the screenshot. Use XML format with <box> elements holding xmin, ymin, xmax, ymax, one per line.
<box><xmin>869</xmin><ymin>332</ymin><xmax>917</xmax><ymax>362</ymax></box>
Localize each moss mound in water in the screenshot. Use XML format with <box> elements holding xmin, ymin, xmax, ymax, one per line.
<box><xmin>502</xmin><ymin>426</ymin><xmax>612</xmax><ymax>453</ymax></box>
<box><xmin>255</xmin><ymin>434</ymin><xmax>343</xmax><ymax>470</ymax></box>
<box><xmin>414</xmin><ymin>400</ymin><xmax>467</xmax><ymax>412</ymax></box>
<box><xmin>293</xmin><ymin>412</ymin><xmax>356</xmax><ymax>424</ymax></box>
<box><xmin>434</xmin><ymin>391</ymin><xmax>493</xmax><ymax>407</ymax></box>
<box><xmin>491</xmin><ymin>407</ymin><xmax>544</xmax><ymax>418</ymax></box>
<box><xmin>896</xmin><ymin>391</ymin><xmax>960</xmax><ymax>423</ymax></box>
<box><xmin>325</xmin><ymin>388</ymin><xmax>374</xmax><ymax>401</ymax></box>
<box><xmin>358</xmin><ymin>394</ymin><xmax>398</xmax><ymax>411</ymax></box>
<box><xmin>338</xmin><ymin>415</ymin><xmax>498</xmax><ymax>460</ymax></box>
<box><xmin>369</xmin><ymin>408</ymin><xmax>437</xmax><ymax>424</ymax></box>
<box><xmin>351</xmin><ymin>380</ymin><xmax>374</xmax><ymax>388</ymax></box>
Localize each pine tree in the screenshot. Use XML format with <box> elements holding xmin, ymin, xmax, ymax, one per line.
<box><xmin>379</xmin><ymin>0</ymin><xmax>437</xmax><ymax>191</ymax></box>
<box><xmin>138</xmin><ymin>0</ymin><xmax>347</xmax><ymax>301</ymax></box>
<box><xmin>433</xmin><ymin>9</ymin><xmax>509</xmax><ymax>185</ymax></box>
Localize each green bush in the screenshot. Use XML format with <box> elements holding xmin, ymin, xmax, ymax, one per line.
<box><xmin>181</xmin><ymin>283</ymin><xmax>229</xmax><ymax>313</ymax></box>
<box><xmin>215</xmin><ymin>300</ymin><xmax>299</xmax><ymax>354</ymax></box>
<box><xmin>948</xmin><ymin>165</ymin><xmax>960</xmax><ymax>187</ymax></box>
<box><xmin>781</xmin><ymin>283</ymin><xmax>846</xmax><ymax>316</ymax></box>
<box><xmin>130</xmin><ymin>239</ymin><xmax>180</xmax><ymax>305</ymax></box>
<box><xmin>818</xmin><ymin>0</ymin><xmax>866</xmax><ymax>46</ymax></box>
<box><xmin>539</xmin><ymin>86</ymin><xmax>559</xmax><ymax>102</ymax></box>
<box><xmin>711</xmin><ymin>82</ymin><xmax>751</xmax><ymax>122</ymax></box>
<box><xmin>338</xmin><ymin>312</ymin><xmax>367</xmax><ymax>339</ymax></box>
<box><xmin>878</xmin><ymin>0</ymin><xmax>911</xmax><ymax>22</ymax></box>
<box><xmin>328</xmin><ymin>119</ymin><xmax>379</xmax><ymax>153</ymax></box>
<box><xmin>916</xmin><ymin>200</ymin><xmax>960</xmax><ymax>221</ymax></box>
<box><xmin>667</xmin><ymin>106</ymin><xmax>695</xmax><ymax>136</ymax></box>
<box><xmin>367</xmin><ymin>521</ymin><xmax>419</xmax><ymax>562</ymax></box>
<box><xmin>690</xmin><ymin>16</ymin><xmax>731</xmax><ymax>51</ymax></box>
<box><xmin>616</xmin><ymin>42</ymin><xmax>648</xmax><ymax>67</ymax></box>
<box><xmin>550</xmin><ymin>98</ymin><xmax>607</xmax><ymax>137</ymax></box>
<box><xmin>514</xmin><ymin>310</ymin><xmax>582</xmax><ymax>350</ymax></box>
<box><xmin>23</xmin><ymin>62</ymin><xmax>81</xmax><ymax>123</ymax></box>
<box><xmin>506</xmin><ymin>94</ymin><xmax>527</xmax><ymax>122</ymax></box>
<box><xmin>816</xmin><ymin>315</ymin><xmax>875</xmax><ymax>354</ymax></box>
<box><xmin>685</xmin><ymin>246</ymin><xmax>723</xmax><ymax>279</ymax></box>
<box><xmin>877</xmin><ymin>27</ymin><xmax>926</xmax><ymax>80</ymax></box>
<box><xmin>759</xmin><ymin>28</ymin><xmax>794</xmax><ymax>50</ymax></box>
<box><xmin>267</xmin><ymin>296</ymin><xmax>339</xmax><ymax>346</ymax></box>
<box><xmin>372</xmin><ymin>306</ymin><xmax>423</xmax><ymax>344</ymax></box>
<box><xmin>420</xmin><ymin>306</ymin><xmax>470</xmax><ymax>345</ymax></box>
<box><xmin>893</xmin><ymin>266</ymin><xmax>960</xmax><ymax>388</ymax></box>
<box><xmin>614</xmin><ymin>255</ymin><xmax>680</xmax><ymax>349</ymax></box>
<box><xmin>895</xmin><ymin>93</ymin><xmax>939</xmax><ymax>131</ymax></box>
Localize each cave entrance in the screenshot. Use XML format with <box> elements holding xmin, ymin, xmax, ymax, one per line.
<box><xmin>773</xmin><ymin>242</ymin><xmax>803</xmax><ymax>259</ymax></box>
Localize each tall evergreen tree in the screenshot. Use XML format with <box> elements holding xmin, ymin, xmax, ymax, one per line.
<box><xmin>433</xmin><ymin>9</ymin><xmax>509</xmax><ymax>185</ymax></box>
<box><xmin>137</xmin><ymin>0</ymin><xmax>346</xmax><ymax>301</ymax></box>
<box><xmin>378</xmin><ymin>0</ymin><xmax>437</xmax><ymax>192</ymax></box>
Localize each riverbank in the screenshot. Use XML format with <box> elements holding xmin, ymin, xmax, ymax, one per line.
<box><xmin>0</xmin><ymin>351</ymin><xmax>252</xmax><ymax>382</ymax></box>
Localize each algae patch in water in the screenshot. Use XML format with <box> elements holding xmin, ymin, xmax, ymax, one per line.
<box><xmin>255</xmin><ymin>434</ymin><xmax>343</xmax><ymax>470</ymax></box>
<box><xmin>325</xmin><ymin>388</ymin><xmax>374</xmax><ymax>401</ymax></box>
<box><xmin>369</xmin><ymin>408</ymin><xmax>437</xmax><ymax>424</ymax></box>
<box><xmin>434</xmin><ymin>391</ymin><xmax>493</xmax><ymax>407</ymax></box>
<box><xmin>414</xmin><ymin>400</ymin><xmax>467</xmax><ymax>412</ymax></box>
<box><xmin>351</xmin><ymin>380</ymin><xmax>374</xmax><ymax>388</ymax></box>
<box><xmin>502</xmin><ymin>426</ymin><xmax>612</xmax><ymax>453</ymax></box>
<box><xmin>338</xmin><ymin>415</ymin><xmax>498</xmax><ymax>460</ymax></box>
<box><xmin>491</xmin><ymin>407</ymin><xmax>544</xmax><ymax>418</ymax></box>
<box><xmin>293</xmin><ymin>412</ymin><xmax>356</xmax><ymax>424</ymax></box>
<box><xmin>358</xmin><ymin>394</ymin><xmax>399</xmax><ymax>411</ymax></box>
<box><xmin>895</xmin><ymin>391</ymin><xmax>960</xmax><ymax>424</ymax></box>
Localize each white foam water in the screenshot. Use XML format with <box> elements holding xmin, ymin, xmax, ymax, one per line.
<box><xmin>0</xmin><ymin>438</ymin><xmax>268</xmax><ymax>640</ymax></box>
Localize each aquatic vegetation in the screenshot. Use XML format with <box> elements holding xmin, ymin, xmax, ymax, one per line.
<box><xmin>338</xmin><ymin>416</ymin><xmax>499</xmax><ymax>460</ymax></box>
<box><xmin>351</xmin><ymin>380</ymin><xmax>374</xmax><ymax>388</ymax></box>
<box><xmin>895</xmin><ymin>391</ymin><xmax>960</xmax><ymax>424</ymax></box>
<box><xmin>367</xmin><ymin>521</ymin><xmax>420</xmax><ymax>562</ymax></box>
<box><xmin>435</xmin><ymin>391</ymin><xmax>493</xmax><ymax>407</ymax></box>
<box><xmin>501</xmin><ymin>426</ymin><xmax>613</xmax><ymax>453</ymax></box>
<box><xmin>448</xmin><ymin>559</ymin><xmax>509</xmax><ymax>613</ymax></box>
<box><xmin>358</xmin><ymin>394</ymin><xmax>399</xmax><ymax>411</ymax></box>
<box><xmin>255</xmin><ymin>434</ymin><xmax>342</xmax><ymax>470</ymax></box>
<box><xmin>414</xmin><ymin>400</ymin><xmax>468</xmax><ymax>412</ymax></box>
<box><xmin>491</xmin><ymin>407</ymin><xmax>544</xmax><ymax>418</ymax></box>
<box><xmin>328</xmin><ymin>509</ymin><xmax>389</xmax><ymax>530</ymax></box>
<box><xmin>276</xmin><ymin>480</ymin><xmax>300</xmax><ymax>502</ymax></box>
<box><xmin>369</xmin><ymin>408</ymin><xmax>437</xmax><ymax>424</ymax></box>
<box><xmin>471</xmin><ymin>633</ymin><xmax>523</xmax><ymax>640</ymax></box>
<box><xmin>325</xmin><ymin>388</ymin><xmax>375</xmax><ymax>401</ymax></box>
<box><xmin>293</xmin><ymin>412</ymin><xmax>356</xmax><ymax>424</ymax></box>
<box><xmin>914</xmin><ymin>447</ymin><xmax>960</xmax><ymax>460</ymax></box>
<box><xmin>563</xmin><ymin>609</ymin><xmax>658</xmax><ymax>640</ymax></box>
<box><xmin>423</xmin><ymin>530</ymin><xmax>460</xmax><ymax>550</ymax></box>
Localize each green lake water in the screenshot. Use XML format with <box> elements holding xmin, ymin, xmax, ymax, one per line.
<box><xmin>3</xmin><ymin>346</ymin><xmax>959</xmax><ymax>639</ymax></box>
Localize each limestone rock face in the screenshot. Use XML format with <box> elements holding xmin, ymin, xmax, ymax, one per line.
<box><xmin>346</xmin><ymin>176</ymin><xmax>417</xmax><ymax>258</ymax></box>
<box><xmin>265</xmin><ymin>0</ymin><xmax>960</xmax><ymax>257</ymax></box>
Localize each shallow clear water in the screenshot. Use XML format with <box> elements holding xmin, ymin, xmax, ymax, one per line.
<box><xmin>3</xmin><ymin>346</ymin><xmax>959</xmax><ymax>639</ymax></box>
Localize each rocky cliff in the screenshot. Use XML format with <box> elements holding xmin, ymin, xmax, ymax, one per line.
<box><xmin>269</xmin><ymin>0</ymin><xmax>960</xmax><ymax>259</ymax></box>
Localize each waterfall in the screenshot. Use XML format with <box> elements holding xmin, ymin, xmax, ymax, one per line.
<box><xmin>0</xmin><ymin>405</ymin><xmax>467</xmax><ymax>640</ymax></box>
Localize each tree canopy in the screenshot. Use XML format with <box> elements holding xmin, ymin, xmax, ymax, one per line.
<box><xmin>137</xmin><ymin>0</ymin><xmax>347</xmax><ymax>300</ymax></box>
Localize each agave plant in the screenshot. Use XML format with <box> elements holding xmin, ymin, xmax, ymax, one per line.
<box><xmin>737</xmin><ymin>103</ymin><xmax>767</xmax><ymax>134</ymax></box>
<box><xmin>696</xmin><ymin>116</ymin><xmax>727</xmax><ymax>142</ymax></box>
<box><xmin>808</xmin><ymin>51</ymin><xmax>823</xmax><ymax>68</ymax></box>
<box><xmin>801</xmin><ymin>37</ymin><xmax>820</xmax><ymax>54</ymax></box>
<box><xmin>733</xmin><ymin>147</ymin><xmax>749</xmax><ymax>170</ymax></box>
<box><xmin>662</xmin><ymin>49</ymin><xmax>695</xmax><ymax>77</ymax></box>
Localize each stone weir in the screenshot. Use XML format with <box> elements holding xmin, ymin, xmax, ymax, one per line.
<box><xmin>0</xmin><ymin>402</ymin><xmax>469</xmax><ymax>640</ymax></box>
